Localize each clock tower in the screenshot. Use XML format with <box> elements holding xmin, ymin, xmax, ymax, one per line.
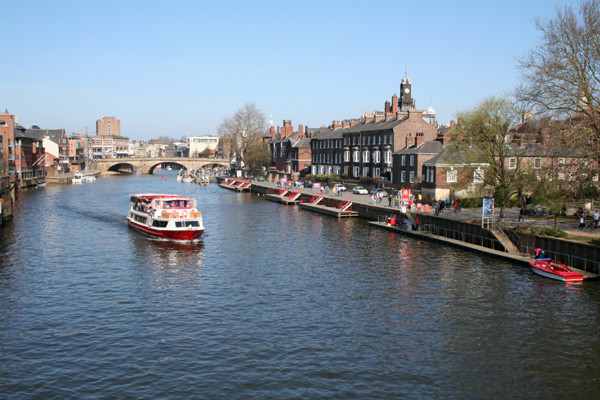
<box><xmin>399</xmin><ymin>74</ymin><xmax>414</xmax><ymax>111</ymax></box>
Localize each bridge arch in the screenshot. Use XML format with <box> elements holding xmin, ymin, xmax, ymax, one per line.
<box><xmin>94</xmin><ymin>157</ymin><xmax>231</xmax><ymax>175</ymax></box>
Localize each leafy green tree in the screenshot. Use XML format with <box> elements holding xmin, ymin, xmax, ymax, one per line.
<box><xmin>243</xmin><ymin>143</ymin><xmax>271</xmax><ymax>170</ymax></box>
<box><xmin>446</xmin><ymin>96</ymin><xmax>526</xmax><ymax>219</ymax></box>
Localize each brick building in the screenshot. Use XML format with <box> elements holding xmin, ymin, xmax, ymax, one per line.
<box><xmin>96</xmin><ymin>116</ymin><xmax>120</xmax><ymax>136</ymax></box>
<box><xmin>310</xmin><ymin>76</ymin><xmax>438</xmax><ymax>180</ymax></box>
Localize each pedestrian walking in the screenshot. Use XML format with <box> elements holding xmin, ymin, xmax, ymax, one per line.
<box><xmin>434</xmin><ymin>201</ymin><xmax>440</xmax><ymax>216</ymax></box>
<box><xmin>518</xmin><ymin>208</ymin><xmax>525</xmax><ymax>222</ymax></box>
<box><xmin>579</xmin><ymin>213</ymin><xmax>587</xmax><ymax>230</ymax></box>
<box><xmin>593</xmin><ymin>210</ymin><xmax>599</xmax><ymax>229</ymax></box>
<box><xmin>388</xmin><ymin>195</ymin><xmax>392</xmax><ymax>206</ymax></box>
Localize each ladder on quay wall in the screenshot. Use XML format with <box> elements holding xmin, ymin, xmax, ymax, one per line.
<box><xmin>489</xmin><ymin>225</ymin><xmax>521</xmax><ymax>255</ymax></box>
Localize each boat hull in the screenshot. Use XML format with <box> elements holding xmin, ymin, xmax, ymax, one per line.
<box><xmin>530</xmin><ymin>260</ymin><xmax>583</xmax><ymax>282</ymax></box>
<box><xmin>128</xmin><ymin>218</ymin><xmax>204</xmax><ymax>241</ymax></box>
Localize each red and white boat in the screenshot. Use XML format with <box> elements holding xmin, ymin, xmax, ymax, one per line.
<box><xmin>530</xmin><ymin>259</ymin><xmax>583</xmax><ymax>282</ymax></box>
<box><xmin>127</xmin><ymin>193</ymin><xmax>204</xmax><ymax>241</ymax></box>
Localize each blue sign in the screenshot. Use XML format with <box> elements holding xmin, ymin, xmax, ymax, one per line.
<box><xmin>483</xmin><ymin>198</ymin><xmax>494</xmax><ymax>215</ymax></box>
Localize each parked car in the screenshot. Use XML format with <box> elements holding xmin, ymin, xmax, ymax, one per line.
<box><xmin>303</xmin><ymin>180</ymin><xmax>312</xmax><ymax>188</ymax></box>
<box><xmin>352</xmin><ymin>186</ymin><xmax>368</xmax><ymax>194</ymax></box>
<box><xmin>370</xmin><ymin>188</ymin><xmax>389</xmax><ymax>197</ymax></box>
<box><xmin>333</xmin><ymin>183</ymin><xmax>346</xmax><ymax>192</ymax></box>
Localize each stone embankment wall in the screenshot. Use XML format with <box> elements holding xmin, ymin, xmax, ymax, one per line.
<box><xmin>248</xmin><ymin>182</ymin><xmax>599</xmax><ymax>274</ymax></box>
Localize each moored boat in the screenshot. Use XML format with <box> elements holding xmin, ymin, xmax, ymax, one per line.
<box><xmin>530</xmin><ymin>259</ymin><xmax>583</xmax><ymax>282</ymax></box>
<box><xmin>127</xmin><ymin>193</ymin><xmax>204</xmax><ymax>241</ymax></box>
<box><xmin>72</xmin><ymin>172</ymin><xmax>84</xmax><ymax>184</ymax></box>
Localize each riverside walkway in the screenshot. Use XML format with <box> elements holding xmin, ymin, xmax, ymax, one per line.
<box><xmin>241</xmin><ymin>180</ymin><xmax>599</xmax><ymax>279</ymax></box>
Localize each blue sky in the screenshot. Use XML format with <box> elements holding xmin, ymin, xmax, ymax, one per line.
<box><xmin>2</xmin><ymin>0</ymin><xmax>574</xmax><ymax>140</ymax></box>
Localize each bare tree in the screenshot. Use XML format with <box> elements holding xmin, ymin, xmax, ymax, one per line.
<box><xmin>217</xmin><ymin>103</ymin><xmax>266</xmax><ymax>167</ymax></box>
<box><xmin>516</xmin><ymin>0</ymin><xmax>600</xmax><ymax>148</ymax></box>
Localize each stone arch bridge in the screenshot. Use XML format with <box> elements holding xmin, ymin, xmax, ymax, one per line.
<box><xmin>94</xmin><ymin>157</ymin><xmax>231</xmax><ymax>175</ymax></box>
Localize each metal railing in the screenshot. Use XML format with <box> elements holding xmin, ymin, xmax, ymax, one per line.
<box><xmin>519</xmin><ymin>244</ymin><xmax>598</xmax><ymax>273</ymax></box>
<box><xmin>423</xmin><ymin>224</ymin><xmax>505</xmax><ymax>251</ymax></box>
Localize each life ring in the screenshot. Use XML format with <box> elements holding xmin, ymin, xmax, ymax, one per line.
<box><xmin>181</xmin><ymin>210</ymin><xmax>188</xmax><ymax>218</ymax></box>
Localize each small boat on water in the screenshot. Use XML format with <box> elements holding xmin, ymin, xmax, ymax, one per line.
<box><xmin>127</xmin><ymin>193</ymin><xmax>205</xmax><ymax>241</ymax></box>
<box><xmin>181</xmin><ymin>172</ymin><xmax>195</xmax><ymax>183</ymax></box>
<box><xmin>530</xmin><ymin>259</ymin><xmax>584</xmax><ymax>282</ymax></box>
<box><xmin>72</xmin><ymin>172</ymin><xmax>84</xmax><ymax>184</ymax></box>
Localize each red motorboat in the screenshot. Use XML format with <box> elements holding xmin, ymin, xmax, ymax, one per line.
<box><xmin>127</xmin><ymin>193</ymin><xmax>204</xmax><ymax>241</ymax></box>
<box><xmin>530</xmin><ymin>259</ymin><xmax>583</xmax><ymax>282</ymax></box>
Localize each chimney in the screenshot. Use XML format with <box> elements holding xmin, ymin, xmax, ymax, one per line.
<box><xmin>374</xmin><ymin>112</ymin><xmax>385</xmax><ymax>122</ymax></box>
<box><xmin>342</xmin><ymin>120</ymin><xmax>349</xmax><ymax>129</ymax></box>
<box><xmin>385</xmin><ymin>100</ymin><xmax>391</xmax><ymax>113</ymax></box>
<box><xmin>391</xmin><ymin>94</ymin><xmax>399</xmax><ymax>114</ymax></box>
<box><xmin>298</xmin><ymin>124</ymin><xmax>304</xmax><ymax>136</ymax></box>
<box><xmin>332</xmin><ymin>120</ymin><xmax>342</xmax><ymax>130</ymax></box>
<box><xmin>281</xmin><ymin>120</ymin><xmax>293</xmax><ymax>138</ymax></box>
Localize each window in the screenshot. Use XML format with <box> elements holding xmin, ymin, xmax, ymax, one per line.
<box><xmin>473</xmin><ymin>168</ymin><xmax>484</xmax><ymax>183</ymax></box>
<box><xmin>362</xmin><ymin>167</ymin><xmax>369</xmax><ymax>177</ymax></box>
<box><xmin>362</xmin><ymin>150</ymin><xmax>369</xmax><ymax>163</ymax></box>
<box><xmin>401</xmin><ymin>171</ymin><xmax>406</xmax><ymax>182</ymax></box>
<box><xmin>401</xmin><ymin>155</ymin><xmax>405</xmax><ymax>166</ymax></box>
<box><xmin>344</xmin><ymin>149</ymin><xmax>350</xmax><ymax>162</ymax></box>
<box><xmin>353</xmin><ymin>149</ymin><xmax>359</xmax><ymax>162</ymax></box>
<box><xmin>447</xmin><ymin>169</ymin><xmax>457</xmax><ymax>183</ymax></box>
<box><xmin>374</xmin><ymin>167</ymin><xmax>380</xmax><ymax>176</ymax></box>
<box><xmin>384</xmin><ymin>150</ymin><xmax>392</xmax><ymax>164</ymax></box>
<box><xmin>534</xmin><ymin>158</ymin><xmax>541</xmax><ymax>169</ymax></box>
<box><xmin>557</xmin><ymin>172</ymin><xmax>565</xmax><ymax>180</ymax></box>
<box><xmin>558</xmin><ymin>158</ymin><xmax>565</xmax><ymax>168</ymax></box>
<box><xmin>373</xmin><ymin>150</ymin><xmax>380</xmax><ymax>163</ymax></box>
<box><xmin>508</xmin><ymin>157</ymin><xmax>516</xmax><ymax>169</ymax></box>
<box><xmin>353</xmin><ymin>166</ymin><xmax>360</xmax><ymax>177</ymax></box>
<box><xmin>409</xmin><ymin>155</ymin><xmax>414</xmax><ymax>166</ymax></box>
<box><xmin>409</xmin><ymin>171</ymin><xmax>414</xmax><ymax>183</ymax></box>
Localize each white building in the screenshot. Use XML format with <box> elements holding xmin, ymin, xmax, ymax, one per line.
<box><xmin>187</xmin><ymin>136</ymin><xmax>218</xmax><ymax>158</ymax></box>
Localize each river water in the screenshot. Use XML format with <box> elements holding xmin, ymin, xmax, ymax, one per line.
<box><xmin>1</xmin><ymin>173</ymin><xmax>599</xmax><ymax>399</ymax></box>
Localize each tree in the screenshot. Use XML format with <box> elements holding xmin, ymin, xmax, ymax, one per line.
<box><xmin>446</xmin><ymin>96</ymin><xmax>525</xmax><ymax>219</ymax></box>
<box><xmin>217</xmin><ymin>103</ymin><xmax>266</xmax><ymax>167</ymax></box>
<box><xmin>243</xmin><ymin>142</ymin><xmax>271</xmax><ymax>170</ymax></box>
<box><xmin>516</xmin><ymin>0</ymin><xmax>600</xmax><ymax>151</ymax></box>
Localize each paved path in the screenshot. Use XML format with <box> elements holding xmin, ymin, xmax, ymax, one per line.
<box><xmin>256</xmin><ymin>181</ymin><xmax>600</xmax><ymax>237</ymax></box>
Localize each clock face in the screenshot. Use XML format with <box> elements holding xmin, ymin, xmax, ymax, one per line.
<box><xmin>404</xmin><ymin>88</ymin><xmax>410</xmax><ymax>94</ymax></box>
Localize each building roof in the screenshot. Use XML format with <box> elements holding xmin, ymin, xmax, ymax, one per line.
<box><xmin>16</xmin><ymin>127</ymin><xmax>64</xmax><ymax>143</ymax></box>
<box><xmin>394</xmin><ymin>140</ymin><xmax>443</xmax><ymax>155</ymax></box>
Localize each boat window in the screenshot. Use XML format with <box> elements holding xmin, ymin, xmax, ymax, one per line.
<box><xmin>152</xmin><ymin>220</ymin><xmax>168</xmax><ymax>228</ymax></box>
<box><xmin>175</xmin><ymin>221</ymin><xmax>199</xmax><ymax>228</ymax></box>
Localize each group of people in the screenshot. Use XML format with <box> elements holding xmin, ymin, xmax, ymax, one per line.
<box><xmin>579</xmin><ymin>210</ymin><xmax>600</xmax><ymax>230</ymax></box>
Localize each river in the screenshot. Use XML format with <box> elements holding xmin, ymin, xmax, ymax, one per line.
<box><xmin>1</xmin><ymin>173</ymin><xmax>599</xmax><ymax>399</ymax></box>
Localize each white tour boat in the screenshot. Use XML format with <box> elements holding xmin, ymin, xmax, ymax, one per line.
<box><xmin>127</xmin><ymin>193</ymin><xmax>205</xmax><ymax>241</ymax></box>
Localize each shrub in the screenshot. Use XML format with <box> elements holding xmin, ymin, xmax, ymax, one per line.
<box><xmin>459</xmin><ymin>197</ymin><xmax>484</xmax><ymax>208</ymax></box>
<box><xmin>341</xmin><ymin>172</ymin><xmax>350</xmax><ymax>179</ymax></box>
<box><xmin>537</xmin><ymin>228</ymin><xmax>567</xmax><ymax>238</ymax></box>
<box><xmin>590</xmin><ymin>238</ymin><xmax>600</xmax><ymax>247</ymax></box>
<box><xmin>314</xmin><ymin>174</ymin><xmax>330</xmax><ymax>182</ymax></box>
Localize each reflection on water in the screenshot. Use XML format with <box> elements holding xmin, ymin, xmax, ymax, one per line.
<box><xmin>1</xmin><ymin>175</ymin><xmax>600</xmax><ymax>398</ymax></box>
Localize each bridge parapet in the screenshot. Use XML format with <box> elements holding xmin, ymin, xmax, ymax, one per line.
<box><xmin>94</xmin><ymin>157</ymin><xmax>230</xmax><ymax>175</ymax></box>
